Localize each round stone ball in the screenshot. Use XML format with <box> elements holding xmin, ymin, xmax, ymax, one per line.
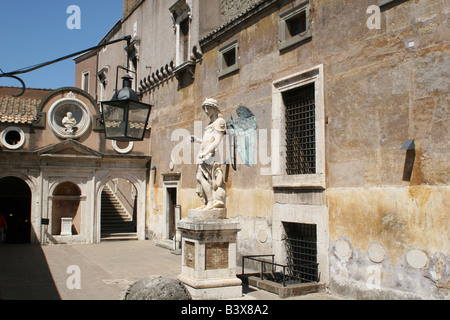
<box><xmin>124</xmin><ymin>276</ymin><xmax>191</xmax><ymax>300</ymax></box>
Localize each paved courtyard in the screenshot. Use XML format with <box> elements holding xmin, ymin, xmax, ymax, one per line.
<box><xmin>0</xmin><ymin>240</ymin><xmax>343</xmax><ymax>300</ymax></box>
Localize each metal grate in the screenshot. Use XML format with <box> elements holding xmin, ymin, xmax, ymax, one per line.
<box><xmin>283</xmin><ymin>84</ymin><xmax>316</xmax><ymax>175</ymax></box>
<box><xmin>283</xmin><ymin>222</ymin><xmax>319</xmax><ymax>283</ymax></box>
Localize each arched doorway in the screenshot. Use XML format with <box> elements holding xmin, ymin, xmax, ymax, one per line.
<box><xmin>101</xmin><ymin>178</ymin><xmax>137</xmax><ymax>241</ymax></box>
<box><xmin>51</xmin><ymin>182</ymin><xmax>82</xmax><ymax>236</ymax></box>
<box><xmin>0</xmin><ymin>177</ymin><xmax>32</xmax><ymax>244</ymax></box>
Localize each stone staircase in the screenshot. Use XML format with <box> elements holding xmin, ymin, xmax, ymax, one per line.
<box><xmin>101</xmin><ymin>185</ymin><xmax>137</xmax><ymax>241</ymax></box>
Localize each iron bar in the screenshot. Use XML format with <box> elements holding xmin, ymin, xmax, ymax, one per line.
<box><xmin>283</xmin><ymin>223</ymin><xmax>319</xmax><ymax>283</ymax></box>
<box><xmin>283</xmin><ymin>83</ymin><xmax>316</xmax><ymax>175</ymax></box>
<box><xmin>241</xmin><ymin>254</ymin><xmax>317</xmax><ymax>287</ymax></box>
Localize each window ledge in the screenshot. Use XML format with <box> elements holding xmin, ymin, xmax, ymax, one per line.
<box><xmin>173</xmin><ymin>60</ymin><xmax>195</xmax><ymax>79</ymax></box>
<box><xmin>272</xmin><ymin>174</ymin><xmax>325</xmax><ymax>189</ymax></box>
<box><xmin>279</xmin><ymin>30</ymin><xmax>312</xmax><ymax>51</ymax></box>
<box><xmin>218</xmin><ymin>63</ymin><xmax>239</xmax><ymax>78</ymax></box>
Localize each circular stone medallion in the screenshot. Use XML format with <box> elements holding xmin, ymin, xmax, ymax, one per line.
<box><xmin>368</xmin><ymin>243</ymin><xmax>385</xmax><ymax>263</ymax></box>
<box><xmin>48</xmin><ymin>96</ymin><xmax>91</xmax><ymax>139</ymax></box>
<box><xmin>335</xmin><ymin>240</ymin><xmax>351</xmax><ymax>258</ymax></box>
<box><xmin>406</xmin><ymin>250</ymin><xmax>428</xmax><ymax>269</ymax></box>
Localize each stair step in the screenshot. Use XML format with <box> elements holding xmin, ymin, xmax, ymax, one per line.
<box><xmin>101</xmin><ymin>221</ymin><xmax>134</xmax><ymax>226</ymax></box>
<box><xmin>101</xmin><ymin>213</ymin><xmax>130</xmax><ymax>218</ymax></box>
<box><xmin>101</xmin><ymin>202</ymin><xmax>121</xmax><ymax>206</ymax></box>
<box><xmin>101</xmin><ymin>206</ymin><xmax>127</xmax><ymax>210</ymax></box>
<box><xmin>101</xmin><ymin>186</ymin><xmax>135</xmax><ymax>238</ymax></box>
<box><xmin>101</xmin><ymin>209</ymin><xmax>129</xmax><ymax>213</ymax></box>
<box><xmin>101</xmin><ymin>224</ymin><xmax>135</xmax><ymax>229</ymax></box>
<box><xmin>102</xmin><ymin>220</ymin><xmax>132</xmax><ymax>224</ymax></box>
<box><xmin>101</xmin><ymin>233</ymin><xmax>138</xmax><ymax>241</ymax></box>
<box><xmin>101</xmin><ymin>217</ymin><xmax>132</xmax><ymax>222</ymax></box>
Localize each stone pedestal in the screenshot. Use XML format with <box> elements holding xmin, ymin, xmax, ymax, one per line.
<box><xmin>60</xmin><ymin>217</ymin><xmax>73</xmax><ymax>236</ymax></box>
<box><xmin>177</xmin><ymin>209</ymin><xmax>242</xmax><ymax>300</ymax></box>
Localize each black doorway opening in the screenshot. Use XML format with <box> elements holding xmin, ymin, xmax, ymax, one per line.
<box><xmin>0</xmin><ymin>177</ymin><xmax>32</xmax><ymax>244</ymax></box>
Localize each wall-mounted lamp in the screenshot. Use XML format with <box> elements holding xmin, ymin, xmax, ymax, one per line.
<box><xmin>401</xmin><ymin>139</ymin><xmax>415</xmax><ymax>181</ymax></box>
<box><xmin>401</xmin><ymin>139</ymin><xmax>415</xmax><ymax>151</ymax></box>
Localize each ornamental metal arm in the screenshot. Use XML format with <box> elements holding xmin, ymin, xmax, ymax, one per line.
<box><xmin>0</xmin><ymin>35</ymin><xmax>132</xmax><ymax>98</ymax></box>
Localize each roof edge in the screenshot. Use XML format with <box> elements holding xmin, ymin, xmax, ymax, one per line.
<box><xmin>199</xmin><ymin>0</ymin><xmax>279</xmax><ymax>48</ymax></box>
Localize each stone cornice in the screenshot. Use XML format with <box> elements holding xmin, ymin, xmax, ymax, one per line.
<box><xmin>199</xmin><ymin>0</ymin><xmax>279</xmax><ymax>48</ymax></box>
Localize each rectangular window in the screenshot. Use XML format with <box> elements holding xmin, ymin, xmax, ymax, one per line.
<box><xmin>279</xmin><ymin>1</ymin><xmax>312</xmax><ymax>51</ymax></box>
<box><xmin>169</xmin><ymin>0</ymin><xmax>191</xmax><ymax>67</ymax></box>
<box><xmin>82</xmin><ymin>71</ymin><xmax>90</xmax><ymax>93</ymax></box>
<box><xmin>218</xmin><ymin>39</ymin><xmax>239</xmax><ymax>78</ymax></box>
<box><xmin>287</xmin><ymin>10</ymin><xmax>307</xmax><ymax>37</ymax></box>
<box><xmin>100</xmin><ymin>80</ymin><xmax>107</xmax><ymax>101</ymax></box>
<box><xmin>180</xmin><ymin>18</ymin><xmax>190</xmax><ymax>63</ymax></box>
<box><xmin>283</xmin><ymin>83</ymin><xmax>316</xmax><ymax>175</ymax></box>
<box><xmin>98</xmin><ymin>69</ymin><xmax>107</xmax><ymax>101</ymax></box>
<box><xmin>271</xmin><ymin>65</ymin><xmax>325</xmax><ymax>189</ymax></box>
<box><xmin>223</xmin><ymin>50</ymin><xmax>236</xmax><ymax>68</ymax></box>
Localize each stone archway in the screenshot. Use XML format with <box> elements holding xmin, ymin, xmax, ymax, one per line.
<box><xmin>100</xmin><ymin>178</ymin><xmax>138</xmax><ymax>241</ymax></box>
<box><xmin>0</xmin><ymin>177</ymin><xmax>32</xmax><ymax>243</ymax></box>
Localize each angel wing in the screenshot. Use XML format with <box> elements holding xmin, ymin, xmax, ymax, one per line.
<box><xmin>226</xmin><ymin>106</ymin><xmax>258</xmax><ymax>169</ymax></box>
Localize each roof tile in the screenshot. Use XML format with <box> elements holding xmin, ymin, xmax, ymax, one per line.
<box><xmin>0</xmin><ymin>96</ymin><xmax>41</xmax><ymax>124</ymax></box>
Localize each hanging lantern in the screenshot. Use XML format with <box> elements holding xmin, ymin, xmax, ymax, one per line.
<box><xmin>101</xmin><ymin>74</ymin><xmax>152</xmax><ymax>141</ymax></box>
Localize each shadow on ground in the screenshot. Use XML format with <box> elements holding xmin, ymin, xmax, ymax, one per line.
<box><xmin>0</xmin><ymin>244</ymin><xmax>60</xmax><ymax>300</ymax></box>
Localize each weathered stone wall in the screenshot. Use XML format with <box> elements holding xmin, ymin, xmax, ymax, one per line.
<box><xmin>125</xmin><ymin>0</ymin><xmax>448</xmax><ymax>299</ymax></box>
<box><xmin>320</xmin><ymin>0</ymin><xmax>449</xmax><ymax>299</ymax></box>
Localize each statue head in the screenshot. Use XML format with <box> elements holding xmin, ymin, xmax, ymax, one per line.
<box><xmin>202</xmin><ymin>98</ymin><xmax>221</xmax><ymax>117</ymax></box>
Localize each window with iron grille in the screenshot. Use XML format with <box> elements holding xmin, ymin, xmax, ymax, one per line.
<box><xmin>283</xmin><ymin>83</ymin><xmax>316</xmax><ymax>175</ymax></box>
<box><xmin>283</xmin><ymin>222</ymin><xmax>319</xmax><ymax>283</ymax></box>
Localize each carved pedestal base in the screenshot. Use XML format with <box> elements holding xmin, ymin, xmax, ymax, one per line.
<box><xmin>177</xmin><ymin>211</ymin><xmax>242</xmax><ymax>300</ymax></box>
<box><xmin>187</xmin><ymin>208</ymin><xmax>226</xmax><ymax>220</ymax></box>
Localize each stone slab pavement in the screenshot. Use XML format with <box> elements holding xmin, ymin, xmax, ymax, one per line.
<box><xmin>0</xmin><ymin>240</ymin><xmax>344</xmax><ymax>300</ymax></box>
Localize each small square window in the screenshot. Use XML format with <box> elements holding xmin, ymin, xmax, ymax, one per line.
<box><xmin>279</xmin><ymin>1</ymin><xmax>312</xmax><ymax>51</ymax></box>
<box><xmin>223</xmin><ymin>49</ymin><xmax>236</xmax><ymax>68</ymax></box>
<box><xmin>218</xmin><ymin>39</ymin><xmax>239</xmax><ymax>78</ymax></box>
<box><xmin>287</xmin><ymin>10</ymin><xmax>307</xmax><ymax>37</ymax></box>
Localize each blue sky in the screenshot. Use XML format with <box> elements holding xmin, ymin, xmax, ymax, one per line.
<box><xmin>0</xmin><ymin>0</ymin><xmax>123</xmax><ymax>89</ymax></box>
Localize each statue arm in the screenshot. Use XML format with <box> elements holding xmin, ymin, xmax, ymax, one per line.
<box><xmin>191</xmin><ymin>135</ymin><xmax>202</xmax><ymax>144</ymax></box>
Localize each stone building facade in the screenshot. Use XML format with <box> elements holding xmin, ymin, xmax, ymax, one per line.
<box><xmin>0</xmin><ymin>86</ymin><xmax>151</xmax><ymax>245</ymax></box>
<box><xmin>77</xmin><ymin>0</ymin><xmax>448</xmax><ymax>300</ymax></box>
